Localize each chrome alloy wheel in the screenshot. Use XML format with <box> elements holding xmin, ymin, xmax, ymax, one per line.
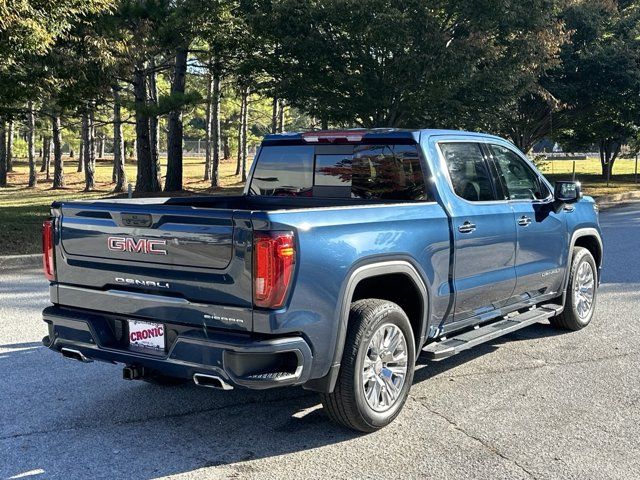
<box><xmin>574</xmin><ymin>260</ymin><xmax>595</xmax><ymax>319</ymax></box>
<box><xmin>362</xmin><ymin>323</ymin><xmax>408</xmax><ymax>412</ymax></box>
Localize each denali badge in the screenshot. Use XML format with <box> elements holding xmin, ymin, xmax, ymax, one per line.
<box><xmin>107</xmin><ymin>236</ymin><xmax>167</xmax><ymax>255</ymax></box>
<box><xmin>115</xmin><ymin>277</ymin><xmax>170</xmax><ymax>289</ymax></box>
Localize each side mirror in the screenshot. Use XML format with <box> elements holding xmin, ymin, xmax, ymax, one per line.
<box><xmin>554</xmin><ymin>181</ymin><xmax>582</xmax><ymax>204</ymax></box>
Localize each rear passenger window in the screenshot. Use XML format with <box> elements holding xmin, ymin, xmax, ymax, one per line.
<box><xmin>440</xmin><ymin>143</ymin><xmax>496</xmax><ymax>202</ymax></box>
<box><xmin>313</xmin><ymin>144</ymin><xmax>429</xmax><ymax>200</ymax></box>
<box><xmin>349</xmin><ymin>144</ymin><xmax>428</xmax><ymax>200</ymax></box>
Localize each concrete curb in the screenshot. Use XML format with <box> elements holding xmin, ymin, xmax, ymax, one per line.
<box><xmin>0</xmin><ymin>254</ymin><xmax>41</xmax><ymax>270</ymax></box>
<box><xmin>595</xmin><ymin>190</ymin><xmax>640</xmax><ymax>210</ymax></box>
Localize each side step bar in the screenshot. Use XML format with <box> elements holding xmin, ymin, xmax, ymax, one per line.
<box><xmin>422</xmin><ymin>304</ymin><xmax>562</xmax><ymax>361</ymax></box>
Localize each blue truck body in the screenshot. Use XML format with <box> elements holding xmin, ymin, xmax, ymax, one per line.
<box><xmin>42</xmin><ymin>128</ymin><xmax>603</xmax><ymax>411</ymax></box>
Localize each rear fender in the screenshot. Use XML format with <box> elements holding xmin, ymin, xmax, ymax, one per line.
<box><xmin>303</xmin><ymin>257</ymin><xmax>430</xmax><ymax>393</ymax></box>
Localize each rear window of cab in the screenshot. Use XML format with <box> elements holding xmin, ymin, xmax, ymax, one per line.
<box><xmin>248</xmin><ymin>144</ymin><xmax>430</xmax><ymax>201</ymax></box>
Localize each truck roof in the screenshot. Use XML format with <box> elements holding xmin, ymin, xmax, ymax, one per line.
<box><xmin>262</xmin><ymin>128</ymin><xmax>505</xmax><ymax>144</ymax></box>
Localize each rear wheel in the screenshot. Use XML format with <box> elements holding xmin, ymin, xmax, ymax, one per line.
<box><xmin>320</xmin><ymin>299</ymin><xmax>415</xmax><ymax>432</ymax></box>
<box><xmin>551</xmin><ymin>247</ymin><xmax>597</xmax><ymax>331</ymax></box>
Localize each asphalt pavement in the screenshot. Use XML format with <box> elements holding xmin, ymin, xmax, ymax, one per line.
<box><xmin>1</xmin><ymin>203</ymin><xmax>639</xmax><ymax>480</ymax></box>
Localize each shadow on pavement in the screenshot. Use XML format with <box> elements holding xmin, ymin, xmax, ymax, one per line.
<box><xmin>0</xmin><ymin>341</ymin><xmax>43</xmax><ymax>350</ymax></box>
<box><xmin>2</xmin><ymin>322</ymin><xmax>566</xmax><ymax>479</ymax></box>
<box><xmin>1</xmin><ymin>341</ymin><xmax>357</xmax><ymax>479</ymax></box>
<box><xmin>414</xmin><ymin>321</ymin><xmax>564</xmax><ymax>382</ymax></box>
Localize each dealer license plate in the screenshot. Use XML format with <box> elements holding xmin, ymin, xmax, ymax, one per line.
<box><xmin>128</xmin><ymin>320</ymin><xmax>165</xmax><ymax>352</ymax></box>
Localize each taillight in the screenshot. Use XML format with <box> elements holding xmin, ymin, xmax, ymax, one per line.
<box><xmin>253</xmin><ymin>231</ymin><xmax>295</xmax><ymax>309</ymax></box>
<box><xmin>42</xmin><ymin>219</ymin><xmax>55</xmax><ymax>281</ymax></box>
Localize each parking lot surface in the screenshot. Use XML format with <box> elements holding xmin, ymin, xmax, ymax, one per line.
<box><xmin>1</xmin><ymin>203</ymin><xmax>639</xmax><ymax>479</ymax></box>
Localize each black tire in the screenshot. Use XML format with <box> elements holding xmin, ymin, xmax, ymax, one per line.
<box><xmin>550</xmin><ymin>247</ymin><xmax>598</xmax><ymax>331</ymax></box>
<box><xmin>142</xmin><ymin>373</ymin><xmax>189</xmax><ymax>386</ymax></box>
<box><xmin>320</xmin><ymin>299</ymin><xmax>416</xmax><ymax>432</ymax></box>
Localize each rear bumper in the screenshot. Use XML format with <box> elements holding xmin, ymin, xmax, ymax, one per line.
<box><xmin>42</xmin><ymin>306</ymin><xmax>313</xmax><ymax>389</ymax></box>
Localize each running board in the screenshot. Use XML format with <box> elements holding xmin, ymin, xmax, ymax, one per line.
<box><xmin>422</xmin><ymin>304</ymin><xmax>562</xmax><ymax>361</ymax></box>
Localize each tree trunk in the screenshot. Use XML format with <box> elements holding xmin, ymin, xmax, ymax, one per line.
<box><xmin>271</xmin><ymin>96</ymin><xmax>278</xmax><ymax>134</ymax></box>
<box><xmin>510</xmin><ymin>132</ymin><xmax>526</xmax><ymax>153</ymax></box>
<box><xmin>98</xmin><ymin>134</ymin><xmax>105</xmax><ymax>159</ymax></box>
<box><xmin>27</xmin><ymin>104</ymin><xmax>37</xmax><ymax>187</ymax></box>
<box><xmin>149</xmin><ymin>112</ymin><xmax>161</xmax><ymax>189</ymax></box>
<box><xmin>148</xmin><ymin>61</ymin><xmax>161</xmax><ymax>190</ymax></box>
<box><xmin>113</xmin><ymin>86</ymin><xmax>127</xmax><ymax>192</ymax></box>
<box><xmin>235</xmin><ymin>124</ymin><xmax>242</xmax><ymax>175</ymax></box>
<box><xmin>133</xmin><ymin>64</ymin><xmax>156</xmax><ymax>193</ymax></box>
<box><xmin>223</xmin><ymin>135</ymin><xmax>230</xmax><ymax>159</ymax></box>
<box><xmin>599</xmin><ymin>138</ymin><xmax>621</xmax><ymax>179</ymax></box>
<box><xmin>82</xmin><ymin>107</ymin><xmax>96</xmax><ymax>191</ymax></box>
<box><xmin>51</xmin><ymin>114</ymin><xmax>64</xmax><ymax>189</ymax></box>
<box><xmin>111</xmin><ymin>140</ymin><xmax>116</xmax><ymax>183</ymax></box>
<box><xmin>235</xmin><ymin>86</ymin><xmax>246</xmax><ymax>176</ymax></box>
<box><xmin>6</xmin><ymin>119</ymin><xmax>14</xmax><ymax>172</ymax></box>
<box><xmin>96</xmin><ymin>135</ymin><xmax>102</xmax><ymax>159</ymax></box>
<box><xmin>92</xmin><ymin>125</ymin><xmax>98</xmax><ymax>169</ymax></box>
<box><xmin>211</xmin><ymin>68</ymin><xmax>222</xmax><ymax>187</ymax></box>
<box><xmin>277</xmin><ymin>98</ymin><xmax>284</xmax><ymax>133</ymax></box>
<box><xmin>204</xmin><ymin>64</ymin><xmax>214</xmax><ymax>181</ymax></box>
<box><xmin>77</xmin><ymin>140</ymin><xmax>84</xmax><ymax>173</ymax></box>
<box><xmin>165</xmin><ymin>46</ymin><xmax>188</xmax><ymax>192</ymax></box>
<box><xmin>46</xmin><ymin>138</ymin><xmax>51</xmax><ymax>180</ymax></box>
<box><xmin>0</xmin><ymin>118</ymin><xmax>6</xmax><ymax>187</ymax></box>
<box><xmin>241</xmin><ymin>86</ymin><xmax>249</xmax><ymax>182</ymax></box>
<box><xmin>42</xmin><ymin>137</ymin><xmax>51</xmax><ymax>179</ymax></box>
<box><xmin>40</xmin><ymin>137</ymin><xmax>47</xmax><ymax>173</ymax></box>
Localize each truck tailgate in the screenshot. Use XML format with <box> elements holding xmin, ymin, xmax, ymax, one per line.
<box><xmin>53</xmin><ymin>202</ymin><xmax>254</xmax><ymax>331</ymax></box>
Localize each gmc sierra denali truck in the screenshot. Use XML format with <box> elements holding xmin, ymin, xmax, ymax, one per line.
<box><xmin>42</xmin><ymin>129</ymin><xmax>602</xmax><ymax>432</ymax></box>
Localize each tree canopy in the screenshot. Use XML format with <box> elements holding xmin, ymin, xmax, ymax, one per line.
<box><xmin>1</xmin><ymin>0</ymin><xmax>639</xmax><ymax>189</ymax></box>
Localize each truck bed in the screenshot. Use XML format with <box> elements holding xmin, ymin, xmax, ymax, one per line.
<box><xmin>51</xmin><ymin>195</ymin><xmax>441</xmax><ymax>334</ymax></box>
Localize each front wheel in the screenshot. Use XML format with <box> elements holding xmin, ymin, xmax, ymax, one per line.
<box><xmin>551</xmin><ymin>246</ymin><xmax>598</xmax><ymax>331</ymax></box>
<box><xmin>320</xmin><ymin>299</ymin><xmax>416</xmax><ymax>432</ymax></box>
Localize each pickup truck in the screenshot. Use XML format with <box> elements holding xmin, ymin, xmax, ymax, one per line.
<box><xmin>41</xmin><ymin>129</ymin><xmax>602</xmax><ymax>432</ymax></box>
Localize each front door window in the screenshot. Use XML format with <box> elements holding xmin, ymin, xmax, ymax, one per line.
<box><xmin>489</xmin><ymin>144</ymin><xmax>550</xmax><ymax>200</ymax></box>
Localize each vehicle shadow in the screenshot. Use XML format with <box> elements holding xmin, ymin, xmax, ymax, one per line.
<box><xmin>0</xmin><ymin>341</ymin><xmax>43</xmax><ymax>350</ymax></box>
<box><xmin>414</xmin><ymin>321</ymin><xmax>564</xmax><ymax>382</ymax></box>
<box><xmin>1</xmin><ymin>342</ymin><xmax>357</xmax><ymax>479</ymax></box>
<box><xmin>2</xmin><ymin>322</ymin><xmax>564</xmax><ymax>479</ymax></box>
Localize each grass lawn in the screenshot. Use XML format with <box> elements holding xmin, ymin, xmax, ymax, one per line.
<box><xmin>0</xmin><ymin>156</ymin><xmax>248</xmax><ymax>255</ymax></box>
<box><xmin>539</xmin><ymin>157</ymin><xmax>640</xmax><ymax>197</ymax></box>
<box><xmin>0</xmin><ymin>155</ymin><xmax>638</xmax><ymax>255</ymax></box>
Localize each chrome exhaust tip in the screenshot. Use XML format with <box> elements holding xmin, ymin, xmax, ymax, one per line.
<box><xmin>193</xmin><ymin>373</ymin><xmax>233</xmax><ymax>390</ymax></box>
<box><xmin>60</xmin><ymin>347</ymin><xmax>92</xmax><ymax>363</ymax></box>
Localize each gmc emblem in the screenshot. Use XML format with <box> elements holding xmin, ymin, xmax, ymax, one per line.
<box><xmin>107</xmin><ymin>236</ymin><xmax>167</xmax><ymax>255</ymax></box>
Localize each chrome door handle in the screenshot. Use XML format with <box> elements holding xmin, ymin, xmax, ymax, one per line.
<box><xmin>458</xmin><ymin>221</ymin><xmax>476</xmax><ymax>234</ymax></box>
<box><xmin>517</xmin><ymin>215</ymin><xmax>532</xmax><ymax>227</ymax></box>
